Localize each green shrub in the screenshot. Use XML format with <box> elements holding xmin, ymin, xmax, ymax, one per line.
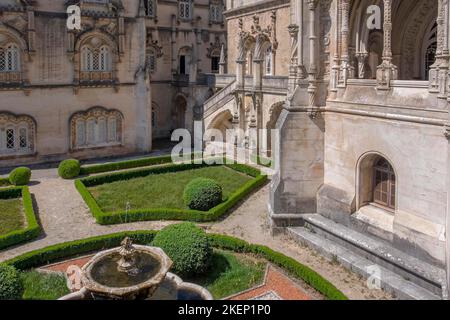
<box><xmin>4</xmin><ymin>231</ymin><xmax>347</xmax><ymax>300</ymax></box>
<box><xmin>9</xmin><ymin>167</ymin><xmax>31</xmax><ymax>186</ymax></box>
<box><xmin>58</xmin><ymin>159</ymin><xmax>81</xmax><ymax>179</ymax></box>
<box><xmin>75</xmin><ymin>161</ymin><xmax>267</xmax><ymax>224</ymax></box>
<box><xmin>183</xmin><ymin>178</ymin><xmax>223</xmax><ymax>211</ymax></box>
<box><xmin>152</xmin><ymin>223</ymin><xmax>212</xmax><ymax>277</ymax></box>
<box><xmin>0</xmin><ymin>264</ymin><xmax>23</xmax><ymax>300</ymax></box>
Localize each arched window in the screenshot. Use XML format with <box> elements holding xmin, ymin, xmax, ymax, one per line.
<box><xmin>373</xmin><ymin>158</ymin><xmax>396</xmax><ymax>210</ymax></box>
<box><xmin>81</xmin><ymin>45</ymin><xmax>111</xmax><ymax>72</ymax></box>
<box><xmin>145</xmin><ymin>0</ymin><xmax>156</xmax><ymax>17</ymax></box>
<box><xmin>99</xmin><ymin>46</ymin><xmax>110</xmax><ymax>71</ymax></box>
<box><xmin>424</xmin><ymin>23</ymin><xmax>437</xmax><ymax>81</ymax></box>
<box><xmin>152</xmin><ymin>105</ymin><xmax>157</xmax><ymax>127</ymax></box>
<box><xmin>210</xmin><ymin>1</ymin><xmax>223</xmax><ymax>23</ymax></box>
<box><xmin>179</xmin><ymin>0</ymin><xmax>192</xmax><ymax>20</ymax></box>
<box><xmin>210</xmin><ymin>49</ymin><xmax>220</xmax><ymax>73</ymax></box>
<box><xmin>71</xmin><ymin>108</ymin><xmax>122</xmax><ymax>149</ymax></box>
<box><xmin>147</xmin><ymin>48</ymin><xmax>157</xmax><ymax>73</ymax></box>
<box><xmin>178</xmin><ymin>47</ymin><xmax>192</xmax><ymax>75</ymax></box>
<box><xmin>0</xmin><ymin>113</ymin><xmax>35</xmax><ymax>157</ymax></box>
<box><xmin>265</xmin><ymin>47</ymin><xmax>273</xmax><ymax>76</ymax></box>
<box><xmin>0</xmin><ymin>44</ymin><xmax>20</xmax><ymax>72</ymax></box>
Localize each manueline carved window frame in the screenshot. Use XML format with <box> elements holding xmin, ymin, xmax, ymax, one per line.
<box><xmin>0</xmin><ymin>112</ymin><xmax>36</xmax><ymax>158</ymax></box>
<box><xmin>74</xmin><ymin>32</ymin><xmax>119</xmax><ymax>86</ymax></box>
<box><xmin>70</xmin><ymin>107</ymin><xmax>123</xmax><ymax>151</ymax></box>
<box><xmin>0</xmin><ymin>26</ymin><xmax>30</xmax><ymax>88</ymax></box>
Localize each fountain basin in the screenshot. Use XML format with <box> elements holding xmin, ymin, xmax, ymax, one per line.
<box><xmin>80</xmin><ymin>245</ymin><xmax>172</xmax><ymax>300</ymax></box>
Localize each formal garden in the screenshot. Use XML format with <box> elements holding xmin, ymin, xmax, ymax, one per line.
<box><xmin>0</xmin><ymin>154</ymin><xmax>350</xmax><ymax>301</ymax></box>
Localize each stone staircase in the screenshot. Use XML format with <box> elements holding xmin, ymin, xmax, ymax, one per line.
<box><xmin>287</xmin><ymin>214</ymin><xmax>447</xmax><ymax>300</ymax></box>
<box><xmin>203</xmin><ymin>80</ymin><xmax>236</xmax><ymax>119</ymax></box>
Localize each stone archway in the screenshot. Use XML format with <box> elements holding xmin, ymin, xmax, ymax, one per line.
<box><xmin>356</xmin><ymin>152</ymin><xmax>397</xmax><ymax>212</ymax></box>
<box><xmin>264</xmin><ymin>102</ymin><xmax>284</xmax><ymax>157</ymax></box>
<box><xmin>173</xmin><ymin>95</ymin><xmax>187</xmax><ymax>130</ymax></box>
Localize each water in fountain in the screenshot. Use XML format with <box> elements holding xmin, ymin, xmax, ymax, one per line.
<box><xmin>89</xmin><ymin>237</ymin><xmax>162</xmax><ymax>288</ymax></box>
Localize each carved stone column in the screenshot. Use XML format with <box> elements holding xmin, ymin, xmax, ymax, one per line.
<box><xmin>338</xmin><ymin>0</ymin><xmax>353</xmax><ymax>87</ymax></box>
<box><xmin>26</xmin><ymin>6</ymin><xmax>35</xmax><ymax>54</ymax></box>
<box><xmin>307</xmin><ymin>0</ymin><xmax>318</xmax><ymax>108</ymax></box>
<box><xmin>253</xmin><ymin>35</ymin><xmax>264</xmax><ymax>91</ymax></box>
<box><xmin>437</xmin><ymin>0</ymin><xmax>449</xmax><ymax>98</ymax></box>
<box><xmin>288</xmin><ymin>24</ymin><xmax>299</xmax><ymax>97</ymax></box>
<box><xmin>330</xmin><ymin>0</ymin><xmax>340</xmax><ymax>94</ymax></box>
<box><xmin>376</xmin><ymin>0</ymin><xmax>398</xmax><ymax>90</ymax></box>
<box><xmin>236</xmin><ymin>19</ymin><xmax>247</xmax><ymax>88</ymax></box>
<box><xmin>356</xmin><ymin>51</ymin><xmax>368</xmax><ymax>79</ymax></box>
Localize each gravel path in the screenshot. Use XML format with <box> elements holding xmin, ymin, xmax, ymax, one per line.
<box><xmin>0</xmin><ymin>167</ymin><xmax>392</xmax><ymax>300</ymax></box>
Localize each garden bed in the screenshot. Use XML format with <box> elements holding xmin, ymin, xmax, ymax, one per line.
<box><xmin>0</xmin><ymin>187</ymin><xmax>40</xmax><ymax>250</ymax></box>
<box><xmin>75</xmin><ymin>162</ymin><xmax>267</xmax><ymax>224</ymax></box>
<box><xmin>4</xmin><ymin>231</ymin><xmax>347</xmax><ymax>300</ymax></box>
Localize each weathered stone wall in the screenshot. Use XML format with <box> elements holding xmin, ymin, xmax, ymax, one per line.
<box><xmin>225</xmin><ymin>3</ymin><xmax>291</xmax><ymax>78</ymax></box>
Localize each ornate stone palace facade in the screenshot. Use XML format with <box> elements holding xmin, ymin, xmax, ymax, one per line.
<box><xmin>205</xmin><ymin>0</ymin><xmax>450</xmax><ymax>298</ymax></box>
<box><xmin>0</xmin><ymin>0</ymin><xmax>225</xmax><ymax>165</ymax></box>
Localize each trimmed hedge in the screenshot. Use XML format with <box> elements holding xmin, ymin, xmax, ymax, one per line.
<box><xmin>0</xmin><ymin>187</ymin><xmax>41</xmax><ymax>250</ymax></box>
<box><xmin>9</xmin><ymin>167</ymin><xmax>31</xmax><ymax>186</ymax></box>
<box><xmin>3</xmin><ymin>231</ymin><xmax>347</xmax><ymax>300</ymax></box>
<box><xmin>79</xmin><ymin>153</ymin><xmax>203</xmax><ymax>176</ymax></box>
<box><xmin>0</xmin><ymin>177</ymin><xmax>10</xmax><ymax>187</ymax></box>
<box><xmin>183</xmin><ymin>178</ymin><xmax>223</xmax><ymax>211</ymax></box>
<box><xmin>75</xmin><ymin>161</ymin><xmax>267</xmax><ymax>225</ymax></box>
<box><xmin>208</xmin><ymin>234</ymin><xmax>348</xmax><ymax>300</ymax></box>
<box><xmin>4</xmin><ymin>231</ymin><xmax>157</xmax><ymax>271</ymax></box>
<box><xmin>152</xmin><ymin>223</ymin><xmax>212</xmax><ymax>276</ymax></box>
<box><xmin>79</xmin><ymin>155</ymin><xmax>174</xmax><ymax>176</ymax></box>
<box><xmin>58</xmin><ymin>159</ymin><xmax>81</xmax><ymax>179</ymax></box>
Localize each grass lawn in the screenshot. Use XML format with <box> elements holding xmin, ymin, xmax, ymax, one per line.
<box><xmin>188</xmin><ymin>250</ymin><xmax>266</xmax><ymax>299</ymax></box>
<box><xmin>21</xmin><ymin>271</ymin><xmax>70</xmax><ymax>300</ymax></box>
<box><xmin>0</xmin><ymin>198</ymin><xmax>25</xmax><ymax>236</ymax></box>
<box><xmin>88</xmin><ymin>166</ymin><xmax>253</xmax><ymax>213</ymax></box>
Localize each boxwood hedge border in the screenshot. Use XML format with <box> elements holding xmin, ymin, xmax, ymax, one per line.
<box><xmin>0</xmin><ymin>187</ymin><xmax>41</xmax><ymax>250</ymax></box>
<box><xmin>79</xmin><ymin>154</ymin><xmax>174</xmax><ymax>176</ymax></box>
<box><xmin>3</xmin><ymin>231</ymin><xmax>347</xmax><ymax>300</ymax></box>
<box><xmin>0</xmin><ymin>177</ymin><xmax>11</xmax><ymax>187</ymax></box>
<box><xmin>75</xmin><ymin>161</ymin><xmax>268</xmax><ymax>225</ymax></box>
<box><xmin>78</xmin><ymin>152</ymin><xmax>205</xmax><ymax>176</ymax></box>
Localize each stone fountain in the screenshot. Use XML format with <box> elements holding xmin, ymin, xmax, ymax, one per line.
<box><xmin>59</xmin><ymin>237</ymin><xmax>213</xmax><ymax>300</ymax></box>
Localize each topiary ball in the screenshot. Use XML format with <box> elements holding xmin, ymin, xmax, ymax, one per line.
<box><xmin>0</xmin><ymin>264</ymin><xmax>23</xmax><ymax>300</ymax></box>
<box><xmin>183</xmin><ymin>178</ymin><xmax>223</xmax><ymax>211</ymax></box>
<box><xmin>8</xmin><ymin>167</ymin><xmax>31</xmax><ymax>186</ymax></box>
<box><xmin>58</xmin><ymin>159</ymin><xmax>81</xmax><ymax>179</ymax></box>
<box><xmin>152</xmin><ymin>223</ymin><xmax>212</xmax><ymax>277</ymax></box>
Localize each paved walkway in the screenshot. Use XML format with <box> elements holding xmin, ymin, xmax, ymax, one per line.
<box><xmin>0</xmin><ymin>166</ymin><xmax>392</xmax><ymax>300</ymax></box>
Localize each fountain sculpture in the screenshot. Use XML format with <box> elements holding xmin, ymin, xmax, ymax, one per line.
<box><xmin>59</xmin><ymin>237</ymin><xmax>213</xmax><ymax>300</ymax></box>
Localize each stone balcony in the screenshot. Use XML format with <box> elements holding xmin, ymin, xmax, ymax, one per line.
<box><xmin>329</xmin><ymin>79</ymin><xmax>448</xmax><ymax>125</ymax></box>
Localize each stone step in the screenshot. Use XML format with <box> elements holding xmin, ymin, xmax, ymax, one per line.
<box><xmin>287</xmin><ymin>226</ymin><xmax>442</xmax><ymax>300</ymax></box>
<box><xmin>294</xmin><ymin>214</ymin><xmax>447</xmax><ymax>298</ymax></box>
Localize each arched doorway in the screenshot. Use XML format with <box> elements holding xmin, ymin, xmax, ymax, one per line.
<box><xmin>173</xmin><ymin>95</ymin><xmax>187</xmax><ymax>130</ymax></box>
<box><xmin>265</xmin><ymin>102</ymin><xmax>284</xmax><ymax>157</ymax></box>
<box><xmin>178</xmin><ymin>46</ymin><xmax>192</xmax><ymax>76</ymax></box>
<box><xmin>357</xmin><ymin>153</ymin><xmax>396</xmax><ymax>212</ymax></box>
